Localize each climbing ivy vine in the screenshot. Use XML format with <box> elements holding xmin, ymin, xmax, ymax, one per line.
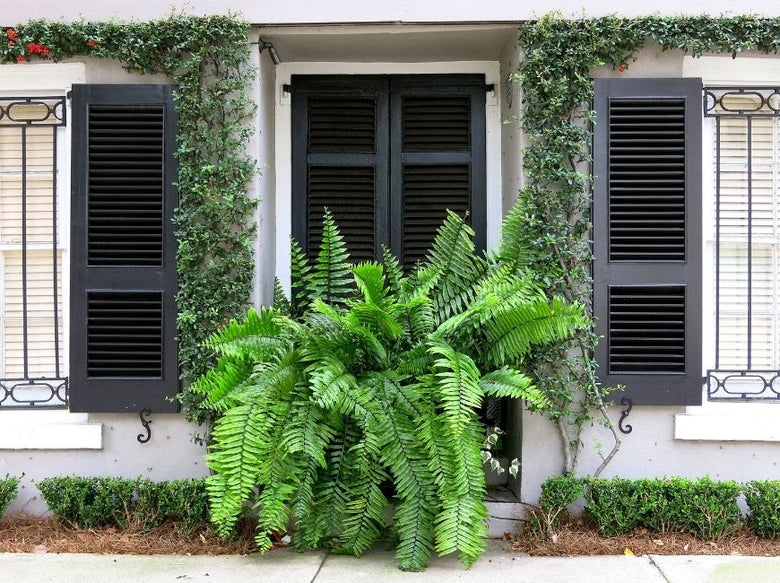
<box><xmin>1</xmin><ymin>16</ymin><xmax>256</xmax><ymax>422</ymax></box>
<box><xmin>516</xmin><ymin>14</ymin><xmax>780</xmax><ymax>476</ymax></box>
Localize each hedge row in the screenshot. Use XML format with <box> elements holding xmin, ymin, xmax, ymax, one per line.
<box><xmin>36</xmin><ymin>476</ymin><xmax>209</xmax><ymax>535</ymax></box>
<box><xmin>534</xmin><ymin>475</ymin><xmax>780</xmax><ymax>540</ymax></box>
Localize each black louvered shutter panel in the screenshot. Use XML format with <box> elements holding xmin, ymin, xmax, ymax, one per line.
<box><xmin>292</xmin><ymin>77</ymin><xmax>388</xmax><ymax>262</ymax></box>
<box><xmin>593</xmin><ymin>78</ymin><xmax>702</xmax><ymax>406</ymax></box>
<box><xmin>391</xmin><ymin>76</ymin><xmax>486</xmax><ymax>270</ymax></box>
<box><xmin>70</xmin><ymin>85</ymin><xmax>178</xmax><ymax>413</ymax></box>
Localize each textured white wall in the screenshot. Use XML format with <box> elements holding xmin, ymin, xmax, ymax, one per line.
<box><xmin>519</xmin><ymin>46</ymin><xmax>780</xmax><ymax>505</ymax></box>
<box><xmin>0</xmin><ymin>58</ymin><xmax>208</xmax><ymax>516</ymax></box>
<box><xmin>2</xmin><ymin>0</ymin><xmax>780</xmax><ymax>25</ymax></box>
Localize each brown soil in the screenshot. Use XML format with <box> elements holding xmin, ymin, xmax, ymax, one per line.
<box><xmin>0</xmin><ymin>517</ymin><xmax>260</xmax><ymax>555</ymax></box>
<box><xmin>510</xmin><ymin>518</ymin><xmax>780</xmax><ymax>557</ymax></box>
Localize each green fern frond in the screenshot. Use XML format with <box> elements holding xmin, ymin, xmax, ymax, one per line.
<box><xmin>482</xmin><ymin>296</ymin><xmax>586</xmax><ymax>367</ymax></box>
<box><xmin>290</xmin><ymin>237</ymin><xmax>313</xmax><ymax>316</ymax></box>
<box><xmin>207</xmin><ymin>308</ymin><xmax>294</xmax><ymax>361</ymax></box>
<box><xmin>309</xmin><ymin>209</ymin><xmax>354</xmax><ymax>304</ymax></box>
<box><xmin>352</xmin><ymin>262</ymin><xmax>389</xmax><ymax>309</ymax></box>
<box><xmin>496</xmin><ymin>201</ymin><xmax>536</xmax><ymax>276</ymax></box>
<box><xmin>280</xmin><ymin>392</ymin><xmax>335</xmax><ymax>468</ymax></box>
<box><xmin>428</xmin><ymin>340</ymin><xmax>484</xmax><ymax>438</ymax></box>
<box><xmin>308</xmin><ymin>356</ymin><xmax>357</xmax><ymax>409</ymax></box>
<box><xmin>272</xmin><ymin>277</ymin><xmax>292</xmax><ymax>316</ymax></box>
<box><xmin>205</xmin><ymin>401</ymin><xmax>269</xmax><ymax>538</ymax></box>
<box><xmin>382</xmin><ymin>246</ymin><xmax>405</xmax><ymax>298</ymax></box>
<box><xmin>480</xmin><ymin>367</ymin><xmax>548</xmax><ymax>410</ymax></box>
<box><xmin>188</xmin><ymin>357</ymin><xmax>255</xmax><ymax>413</ymax></box>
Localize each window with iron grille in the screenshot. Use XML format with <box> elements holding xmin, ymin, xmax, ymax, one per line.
<box><xmin>704</xmin><ymin>87</ymin><xmax>780</xmax><ymax>400</ymax></box>
<box><xmin>0</xmin><ymin>96</ymin><xmax>67</xmax><ymax>408</ymax></box>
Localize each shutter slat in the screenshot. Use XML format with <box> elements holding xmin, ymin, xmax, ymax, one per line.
<box><xmin>608</xmin><ymin>98</ymin><xmax>686</xmax><ymax>261</ymax></box>
<box><xmin>402</xmin><ymin>96</ymin><xmax>469</xmax><ymax>151</ymax></box>
<box><xmin>308</xmin><ymin>165</ymin><xmax>375</xmax><ymax>262</ymax></box>
<box><xmin>402</xmin><ymin>164</ymin><xmax>469</xmax><ymax>270</ymax></box>
<box><xmin>86</xmin><ymin>291</ymin><xmax>163</xmax><ymax>378</ymax></box>
<box><xmin>87</xmin><ymin>104</ymin><xmax>164</xmax><ymax>267</ymax></box>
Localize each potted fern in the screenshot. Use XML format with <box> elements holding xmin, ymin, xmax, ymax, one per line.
<box><xmin>193</xmin><ymin>209</ymin><xmax>585</xmax><ymax>570</ymax></box>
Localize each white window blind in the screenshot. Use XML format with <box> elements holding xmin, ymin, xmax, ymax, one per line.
<box><xmin>0</xmin><ymin>124</ymin><xmax>63</xmax><ymax>382</ymax></box>
<box><xmin>713</xmin><ymin>112</ymin><xmax>779</xmax><ymax>370</ymax></box>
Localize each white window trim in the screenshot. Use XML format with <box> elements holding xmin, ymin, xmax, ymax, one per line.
<box><xmin>675</xmin><ymin>56</ymin><xmax>780</xmax><ymax>442</ymax></box>
<box><xmin>272</xmin><ymin>60</ymin><xmax>502</xmax><ymax>293</ymax></box>
<box><xmin>0</xmin><ymin>62</ymin><xmax>102</xmax><ymax>450</ymax></box>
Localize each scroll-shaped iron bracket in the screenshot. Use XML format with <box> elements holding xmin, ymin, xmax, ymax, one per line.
<box><xmin>137</xmin><ymin>408</ymin><xmax>152</xmax><ymax>444</ymax></box>
<box><xmin>618</xmin><ymin>397</ymin><xmax>633</xmax><ymax>435</ymax></box>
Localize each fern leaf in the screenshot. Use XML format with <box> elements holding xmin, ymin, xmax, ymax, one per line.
<box><xmin>207</xmin><ymin>308</ymin><xmax>294</xmax><ymax>362</ymax></box>
<box><xmin>483</xmin><ymin>297</ymin><xmax>586</xmax><ymax>367</ymax></box>
<box><xmin>205</xmin><ymin>401</ymin><xmax>268</xmax><ymax>538</ymax></box>
<box><xmin>480</xmin><ymin>367</ymin><xmax>548</xmax><ymax>410</ymax></box>
<box><xmin>272</xmin><ymin>277</ymin><xmax>292</xmax><ymax>316</ymax></box>
<box><xmin>309</xmin><ymin>209</ymin><xmax>353</xmax><ymax>304</ymax></box>
<box><xmin>189</xmin><ymin>357</ymin><xmax>255</xmax><ymax>413</ymax></box>
<box><xmin>428</xmin><ymin>340</ymin><xmax>483</xmax><ymax>438</ymax></box>
<box><xmin>290</xmin><ymin>237</ymin><xmax>313</xmax><ymax>315</ymax></box>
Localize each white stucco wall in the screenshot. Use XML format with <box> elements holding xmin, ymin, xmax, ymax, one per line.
<box><xmin>519</xmin><ymin>45</ymin><xmax>780</xmax><ymax>505</ymax></box>
<box><xmin>2</xmin><ymin>0</ymin><xmax>780</xmax><ymax>25</ymax></box>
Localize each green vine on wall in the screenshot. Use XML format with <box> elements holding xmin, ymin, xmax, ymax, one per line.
<box><xmin>1</xmin><ymin>16</ymin><xmax>257</xmax><ymax>422</ymax></box>
<box><xmin>516</xmin><ymin>14</ymin><xmax>780</xmax><ymax>476</ymax></box>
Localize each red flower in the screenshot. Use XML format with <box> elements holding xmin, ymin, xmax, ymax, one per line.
<box><xmin>28</xmin><ymin>42</ymin><xmax>38</xmax><ymax>53</ymax></box>
<box><xmin>16</xmin><ymin>55</ymin><xmax>27</xmax><ymax>63</ymax></box>
<box><xmin>42</xmin><ymin>47</ymin><xmax>50</xmax><ymax>56</ymax></box>
<box><xmin>86</xmin><ymin>39</ymin><xmax>98</xmax><ymax>49</ymax></box>
<box><xmin>618</xmin><ymin>64</ymin><xmax>627</xmax><ymax>73</ymax></box>
<box><xmin>7</xmin><ymin>28</ymin><xmax>19</xmax><ymax>41</ymax></box>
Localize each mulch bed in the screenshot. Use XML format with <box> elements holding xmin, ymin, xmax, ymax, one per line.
<box><xmin>0</xmin><ymin>517</ymin><xmax>259</xmax><ymax>555</ymax></box>
<box><xmin>510</xmin><ymin>518</ymin><xmax>780</xmax><ymax>557</ymax></box>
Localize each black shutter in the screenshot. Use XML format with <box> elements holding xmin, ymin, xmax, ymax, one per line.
<box><xmin>70</xmin><ymin>85</ymin><xmax>178</xmax><ymax>413</ymax></box>
<box><xmin>291</xmin><ymin>74</ymin><xmax>486</xmax><ymax>268</ymax></box>
<box><xmin>291</xmin><ymin>76</ymin><xmax>388</xmax><ymax>262</ymax></box>
<box><xmin>593</xmin><ymin>78</ymin><xmax>702</xmax><ymax>406</ymax></box>
<box><xmin>391</xmin><ymin>75</ymin><xmax>486</xmax><ymax>270</ymax></box>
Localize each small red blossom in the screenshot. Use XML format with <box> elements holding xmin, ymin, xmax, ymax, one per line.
<box><xmin>617</xmin><ymin>63</ymin><xmax>627</xmax><ymax>73</ymax></box>
<box><xmin>86</xmin><ymin>38</ymin><xmax>99</xmax><ymax>49</ymax></box>
<box><xmin>26</xmin><ymin>42</ymin><xmax>49</xmax><ymax>56</ymax></box>
<box><xmin>16</xmin><ymin>55</ymin><xmax>27</xmax><ymax>63</ymax></box>
<box><xmin>6</xmin><ymin>28</ymin><xmax>20</xmax><ymax>41</ymax></box>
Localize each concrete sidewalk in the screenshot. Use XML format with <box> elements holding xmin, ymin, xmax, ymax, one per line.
<box><xmin>1</xmin><ymin>542</ymin><xmax>780</xmax><ymax>583</ymax></box>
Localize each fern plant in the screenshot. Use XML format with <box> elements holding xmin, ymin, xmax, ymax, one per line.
<box><xmin>196</xmin><ymin>209</ymin><xmax>585</xmax><ymax>570</ymax></box>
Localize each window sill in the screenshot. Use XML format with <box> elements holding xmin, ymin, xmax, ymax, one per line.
<box><xmin>0</xmin><ymin>410</ymin><xmax>102</xmax><ymax>450</ymax></box>
<box><xmin>674</xmin><ymin>401</ymin><xmax>780</xmax><ymax>442</ymax></box>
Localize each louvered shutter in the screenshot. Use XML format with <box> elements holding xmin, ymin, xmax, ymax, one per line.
<box><xmin>291</xmin><ymin>76</ymin><xmax>388</xmax><ymax>262</ymax></box>
<box><xmin>391</xmin><ymin>75</ymin><xmax>486</xmax><ymax>270</ymax></box>
<box><xmin>593</xmin><ymin>78</ymin><xmax>703</xmax><ymax>405</ymax></box>
<box><xmin>291</xmin><ymin>75</ymin><xmax>486</xmax><ymax>268</ymax></box>
<box><xmin>69</xmin><ymin>85</ymin><xmax>178</xmax><ymax>413</ymax></box>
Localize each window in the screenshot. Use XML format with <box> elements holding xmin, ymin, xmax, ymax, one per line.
<box><xmin>593</xmin><ymin>78</ymin><xmax>703</xmax><ymax>406</ymax></box>
<box><xmin>290</xmin><ymin>74</ymin><xmax>487</xmax><ymax>268</ymax></box>
<box><xmin>0</xmin><ymin>76</ymin><xmax>178</xmax><ymax>413</ymax></box>
<box><xmin>704</xmin><ymin>87</ymin><xmax>780</xmax><ymax>399</ymax></box>
<box><xmin>0</xmin><ymin>96</ymin><xmax>67</xmax><ymax>407</ymax></box>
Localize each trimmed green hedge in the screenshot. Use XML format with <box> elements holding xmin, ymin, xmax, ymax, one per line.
<box><xmin>0</xmin><ymin>475</ymin><xmax>20</xmax><ymax>519</ymax></box>
<box><xmin>37</xmin><ymin>476</ymin><xmax>209</xmax><ymax>533</ymax></box>
<box><xmin>537</xmin><ymin>475</ymin><xmax>773</xmax><ymax>540</ymax></box>
<box><xmin>745</xmin><ymin>480</ymin><xmax>780</xmax><ymax>539</ymax></box>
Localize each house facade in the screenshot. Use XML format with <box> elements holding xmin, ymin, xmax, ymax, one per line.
<box><xmin>2</xmin><ymin>1</ymin><xmax>780</xmax><ymax>518</ymax></box>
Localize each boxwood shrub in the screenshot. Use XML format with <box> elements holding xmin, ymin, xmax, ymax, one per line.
<box><xmin>0</xmin><ymin>475</ymin><xmax>20</xmax><ymax>519</ymax></box>
<box><xmin>745</xmin><ymin>480</ymin><xmax>780</xmax><ymax>538</ymax></box>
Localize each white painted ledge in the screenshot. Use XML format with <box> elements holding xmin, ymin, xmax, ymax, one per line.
<box><xmin>0</xmin><ymin>410</ymin><xmax>102</xmax><ymax>450</ymax></box>
<box><xmin>675</xmin><ymin>402</ymin><xmax>780</xmax><ymax>442</ymax></box>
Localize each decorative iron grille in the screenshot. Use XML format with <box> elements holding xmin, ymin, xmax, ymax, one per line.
<box><xmin>0</xmin><ymin>96</ymin><xmax>67</xmax><ymax>407</ymax></box>
<box><xmin>704</xmin><ymin>87</ymin><xmax>780</xmax><ymax>400</ymax></box>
